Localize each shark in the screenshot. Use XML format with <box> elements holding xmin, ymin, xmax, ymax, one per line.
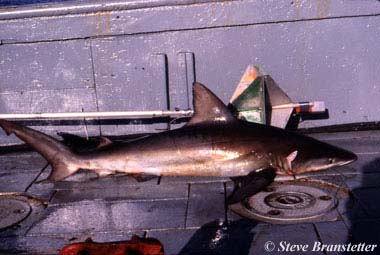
<box><xmin>0</xmin><ymin>83</ymin><xmax>357</xmax><ymax>203</ymax></box>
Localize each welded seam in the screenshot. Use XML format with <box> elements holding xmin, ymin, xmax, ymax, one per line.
<box><xmin>25</xmin><ymin>226</ymin><xmax>202</xmax><ymax>238</ymax></box>
<box><xmin>163</xmin><ymin>53</ymin><xmax>171</xmax><ymax>130</ymax></box>
<box><xmin>48</xmin><ymin>189</ymin><xmax>58</xmax><ymax>203</ymax></box>
<box><xmin>184</xmin><ymin>183</ymin><xmax>191</xmax><ymax>228</ymax></box>
<box><xmin>223</xmin><ymin>182</ymin><xmax>229</xmax><ymax>224</ymax></box>
<box><xmin>46</xmin><ymin>197</ymin><xmax>189</xmax><ymax>207</ymax></box>
<box><xmin>336</xmin><ymin>208</ymin><xmax>351</xmax><ymax>230</ymax></box>
<box><xmin>2</xmin><ymin>13</ymin><xmax>380</xmax><ymax>46</ymax></box>
<box><xmin>312</xmin><ymin>223</ymin><xmax>328</xmax><ymax>255</ymax></box>
<box><xmin>89</xmin><ymin>42</ymin><xmax>102</xmax><ymax>136</ymax></box>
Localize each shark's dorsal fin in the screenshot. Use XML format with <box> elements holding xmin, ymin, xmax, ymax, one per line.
<box><xmin>187</xmin><ymin>82</ymin><xmax>236</xmax><ymax>126</ymax></box>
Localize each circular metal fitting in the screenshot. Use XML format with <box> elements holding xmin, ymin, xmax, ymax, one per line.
<box><xmin>230</xmin><ymin>179</ymin><xmax>348</xmax><ymax>224</ymax></box>
<box><xmin>264</xmin><ymin>191</ymin><xmax>316</xmax><ymax>210</ymax></box>
<box><xmin>0</xmin><ymin>197</ymin><xmax>31</xmax><ymax>230</ymax></box>
<box><xmin>0</xmin><ymin>193</ymin><xmax>46</xmax><ymax>230</ymax></box>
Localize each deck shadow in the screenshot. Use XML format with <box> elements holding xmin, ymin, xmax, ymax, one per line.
<box><xmin>178</xmin><ymin>219</ymin><xmax>257</xmax><ymax>255</ymax></box>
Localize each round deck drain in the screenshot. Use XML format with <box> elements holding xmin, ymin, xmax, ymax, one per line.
<box><xmin>264</xmin><ymin>191</ymin><xmax>316</xmax><ymax>210</ymax></box>
<box><xmin>0</xmin><ymin>197</ymin><xmax>31</xmax><ymax>229</ymax></box>
<box><xmin>0</xmin><ymin>193</ymin><xmax>46</xmax><ymax>230</ymax></box>
<box><xmin>230</xmin><ymin>179</ymin><xmax>348</xmax><ymax>224</ymax></box>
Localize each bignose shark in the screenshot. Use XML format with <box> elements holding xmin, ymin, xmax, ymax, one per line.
<box><xmin>0</xmin><ymin>83</ymin><xmax>357</xmax><ymax>203</ymax></box>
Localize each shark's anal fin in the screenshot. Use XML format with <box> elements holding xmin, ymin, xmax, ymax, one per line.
<box><xmin>227</xmin><ymin>168</ymin><xmax>276</xmax><ymax>205</ymax></box>
<box><xmin>187</xmin><ymin>82</ymin><xmax>237</xmax><ymax>126</ymax></box>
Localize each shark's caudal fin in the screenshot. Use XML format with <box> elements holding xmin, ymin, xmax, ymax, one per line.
<box><xmin>0</xmin><ymin>120</ymin><xmax>82</xmax><ymax>182</ymax></box>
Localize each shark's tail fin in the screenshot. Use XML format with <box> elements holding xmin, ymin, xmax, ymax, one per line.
<box><xmin>0</xmin><ymin>120</ymin><xmax>83</xmax><ymax>182</ymax></box>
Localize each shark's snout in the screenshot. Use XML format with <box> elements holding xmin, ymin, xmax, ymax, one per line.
<box><xmin>288</xmin><ymin>140</ymin><xmax>358</xmax><ymax>175</ymax></box>
<box><xmin>335</xmin><ymin>149</ymin><xmax>357</xmax><ymax>166</ymax></box>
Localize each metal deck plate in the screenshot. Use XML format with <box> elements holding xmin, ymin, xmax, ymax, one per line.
<box><xmin>229</xmin><ymin>179</ymin><xmax>348</xmax><ymax>224</ymax></box>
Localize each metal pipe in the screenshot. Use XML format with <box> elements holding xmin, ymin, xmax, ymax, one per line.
<box><xmin>272</xmin><ymin>101</ymin><xmax>325</xmax><ymax>113</ymax></box>
<box><xmin>0</xmin><ymin>0</ymin><xmax>227</xmax><ymax>20</ymax></box>
<box><xmin>0</xmin><ymin>101</ymin><xmax>324</xmax><ymax>120</ymax></box>
<box><xmin>0</xmin><ymin>110</ymin><xmax>193</xmax><ymax>120</ymax></box>
<box><xmin>271</xmin><ymin>103</ymin><xmax>305</xmax><ymax>110</ymax></box>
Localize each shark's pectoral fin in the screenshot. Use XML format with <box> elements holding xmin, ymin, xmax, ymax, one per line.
<box><xmin>227</xmin><ymin>168</ymin><xmax>276</xmax><ymax>205</ymax></box>
<box><xmin>283</xmin><ymin>150</ymin><xmax>298</xmax><ymax>176</ymax></box>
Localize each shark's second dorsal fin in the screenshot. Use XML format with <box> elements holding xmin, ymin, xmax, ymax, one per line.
<box><xmin>187</xmin><ymin>82</ymin><xmax>237</xmax><ymax>126</ymax></box>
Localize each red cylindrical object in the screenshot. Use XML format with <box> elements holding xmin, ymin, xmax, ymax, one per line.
<box><xmin>59</xmin><ymin>236</ymin><xmax>164</xmax><ymax>255</ymax></box>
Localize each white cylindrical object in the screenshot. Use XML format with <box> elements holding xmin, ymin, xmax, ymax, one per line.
<box><xmin>0</xmin><ymin>110</ymin><xmax>194</xmax><ymax>120</ymax></box>
<box><xmin>272</xmin><ymin>101</ymin><xmax>325</xmax><ymax>113</ymax></box>
<box><xmin>310</xmin><ymin>101</ymin><xmax>326</xmax><ymax>112</ymax></box>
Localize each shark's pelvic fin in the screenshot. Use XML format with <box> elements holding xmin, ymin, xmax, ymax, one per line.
<box><xmin>187</xmin><ymin>82</ymin><xmax>237</xmax><ymax>126</ymax></box>
<box><xmin>228</xmin><ymin>168</ymin><xmax>276</xmax><ymax>204</ymax></box>
<box><xmin>0</xmin><ymin>120</ymin><xmax>82</xmax><ymax>182</ymax></box>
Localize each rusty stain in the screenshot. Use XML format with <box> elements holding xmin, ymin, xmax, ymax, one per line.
<box><xmin>94</xmin><ymin>12</ymin><xmax>101</xmax><ymax>34</ymax></box>
<box><xmin>293</xmin><ymin>0</ymin><xmax>301</xmax><ymax>19</ymax></box>
<box><xmin>105</xmin><ymin>12</ymin><xmax>111</xmax><ymax>34</ymax></box>
<box><xmin>0</xmin><ymin>192</ymin><xmax>48</xmax><ymax>207</ymax></box>
<box><xmin>93</xmin><ymin>11</ymin><xmax>112</xmax><ymax>35</ymax></box>
<box><xmin>297</xmin><ymin>178</ymin><xmax>350</xmax><ymax>195</ymax></box>
<box><xmin>317</xmin><ymin>0</ymin><xmax>330</xmax><ymax>19</ymax></box>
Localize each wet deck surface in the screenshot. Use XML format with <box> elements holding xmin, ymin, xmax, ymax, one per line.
<box><xmin>0</xmin><ymin>130</ymin><xmax>380</xmax><ymax>254</ymax></box>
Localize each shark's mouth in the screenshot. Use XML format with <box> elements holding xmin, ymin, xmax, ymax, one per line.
<box><xmin>337</xmin><ymin>159</ymin><xmax>356</xmax><ymax>166</ymax></box>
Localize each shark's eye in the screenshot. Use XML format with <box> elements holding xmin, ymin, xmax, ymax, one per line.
<box><xmin>328</xmin><ymin>158</ymin><xmax>335</xmax><ymax>164</ymax></box>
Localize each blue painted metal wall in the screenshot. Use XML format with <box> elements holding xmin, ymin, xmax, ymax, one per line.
<box><xmin>0</xmin><ymin>0</ymin><xmax>380</xmax><ymax>144</ymax></box>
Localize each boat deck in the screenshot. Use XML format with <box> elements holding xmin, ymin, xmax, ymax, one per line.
<box><xmin>0</xmin><ymin>130</ymin><xmax>380</xmax><ymax>254</ymax></box>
